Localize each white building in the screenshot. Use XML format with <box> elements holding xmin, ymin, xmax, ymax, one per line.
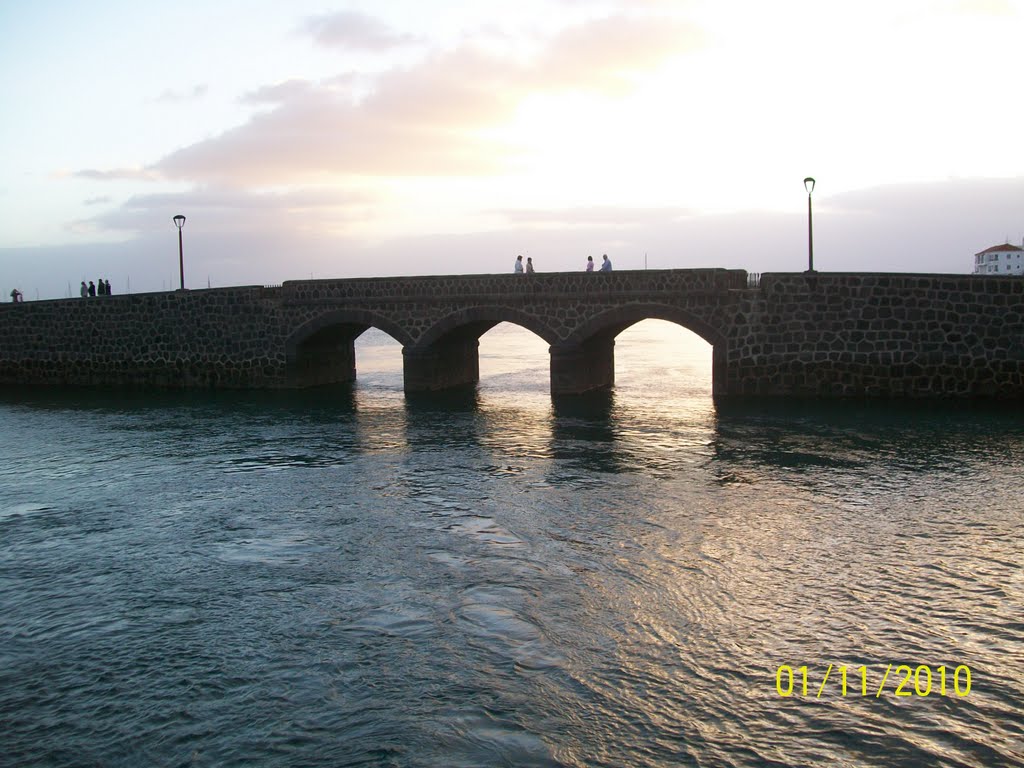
<box><xmin>973</xmin><ymin>243</ymin><xmax>1024</xmax><ymax>275</ymax></box>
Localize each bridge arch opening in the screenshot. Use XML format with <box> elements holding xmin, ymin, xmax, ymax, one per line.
<box><xmin>478</xmin><ymin>322</ymin><xmax>551</xmax><ymax>394</ymax></box>
<box><xmin>353</xmin><ymin>328</ymin><xmax>404</xmax><ymax>389</ymax></box>
<box><xmin>552</xmin><ymin>304</ymin><xmax>726</xmax><ymax>396</ymax></box>
<box><xmin>285</xmin><ymin>310</ymin><xmax>408</xmax><ymax>388</ymax></box>
<box><xmin>401</xmin><ymin>303</ymin><xmax>727</xmax><ymax>397</ymax></box>
<box><xmin>613</xmin><ymin>319</ymin><xmax>713</xmax><ymax>400</ymax></box>
<box><xmin>403</xmin><ymin>306</ymin><xmax>558</xmax><ymax>394</ymax></box>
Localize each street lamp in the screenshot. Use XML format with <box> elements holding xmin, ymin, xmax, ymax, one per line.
<box><xmin>803</xmin><ymin>177</ymin><xmax>815</xmax><ymax>273</ymax></box>
<box><xmin>173</xmin><ymin>215</ymin><xmax>186</xmax><ymax>290</ymax></box>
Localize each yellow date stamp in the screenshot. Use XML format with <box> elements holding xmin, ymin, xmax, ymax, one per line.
<box><xmin>775</xmin><ymin>664</ymin><xmax>972</xmax><ymax>698</ymax></box>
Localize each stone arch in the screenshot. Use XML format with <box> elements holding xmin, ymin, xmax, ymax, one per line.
<box><xmin>284</xmin><ymin>309</ymin><xmax>410</xmax><ymax>387</ymax></box>
<box><xmin>285</xmin><ymin>308</ymin><xmax>414</xmax><ymax>361</ymax></box>
<box><xmin>402</xmin><ymin>306</ymin><xmax>559</xmax><ymax>393</ymax></box>
<box><xmin>414</xmin><ymin>305</ymin><xmax>561</xmax><ymax>349</ymax></box>
<box><xmin>562</xmin><ymin>303</ymin><xmax>728</xmax><ymax>348</ymax></box>
<box><xmin>552</xmin><ymin>303</ymin><xmax>727</xmax><ymax>396</ymax></box>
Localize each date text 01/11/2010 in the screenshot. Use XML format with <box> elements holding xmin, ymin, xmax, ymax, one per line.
<box><xmin>775</xmin><ymin>664</ymin><xmax>972</xmax><ymax>698</ymax></box>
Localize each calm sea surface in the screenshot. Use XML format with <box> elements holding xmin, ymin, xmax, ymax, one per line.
<box><xmin>1</xmin><ymin>322</ymin><xmax>1022</xmax><ymax>768</ymax></box>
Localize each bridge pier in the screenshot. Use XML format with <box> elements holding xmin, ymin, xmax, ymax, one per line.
<box><xmin>403</xmin><ymin>338</ymin><xmax>480</xmax><ymax>393</ymax></box>
<box><xmin>289</xmin><ymin>331</ymin><xmax>357</xmax><ymax>386</ymax></box>
<box><xmin>550</xmin><ymin>337</ymin><xmax>615</xmax><ymax>395</ymax></box>
<box><xmin>712</xmin><ymin>345</ymin><xmax>728</xmax><ymax>397</ymax></box>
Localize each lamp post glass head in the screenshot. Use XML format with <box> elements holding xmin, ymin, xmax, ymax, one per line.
<box><xmin>173</xmin><ymin>215</ymin><xmax>186</xmax><ymax>229</ymax></box>
<box><xmin>804</xmin><ymin>177</ymin><xmax>815</xmax><ymax>195</ymax></box>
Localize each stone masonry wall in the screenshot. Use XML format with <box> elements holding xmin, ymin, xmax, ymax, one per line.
<box><xmin>277</xmin><ymin>268</ymin><xmax>745</xmax><ymax>349</ymax></box>
<box><xmin>726</xmin><ymin>273</ymin><xmax>1024</xmax><ymax>397</ymax></box>
<box><xmin>2</xmin><ymin>270</ymin><xmax>1024</xmax><ymax>398</ymax></box>
<box><xmin>0</xmin><ymin>270</ymin><xmax>745</xmax><ymax>389</ymax></box>
<box><xmin>0</xmin><ymin>287</ymin><xmax>290</xmax><ymax>387</ymax></box>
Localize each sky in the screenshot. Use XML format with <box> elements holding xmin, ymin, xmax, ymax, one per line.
<box><xmin>1</xmin><ymin>0</ymin><xmax>1023</xmax><ymax>299</ymax></box>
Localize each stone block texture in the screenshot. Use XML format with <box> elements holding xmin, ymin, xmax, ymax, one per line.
<box><xmin>2</xmin><ymin>270</ymin><xmax>1022</xmax><ymax>398</ymax></box>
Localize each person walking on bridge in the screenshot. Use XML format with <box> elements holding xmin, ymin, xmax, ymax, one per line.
<box><xmin>514</xmin><ymin>255</ymin><xmax>524</xmax><ymax>273</ymax></box>
<box><xmin>600</xmin><ymin>254</ymin><xmax>612</xmax><ymax>272</ymax></box>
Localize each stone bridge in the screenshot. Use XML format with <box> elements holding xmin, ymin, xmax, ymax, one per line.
<box><xmin>2</xmin><ymin>269</ymin><xmax>1024</xmax><ymax>398</ymax></box>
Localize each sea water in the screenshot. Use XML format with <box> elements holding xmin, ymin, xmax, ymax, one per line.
<box><xmin>1</xmin><ymin>322</ymin><xmax>1022</xmax><ymax>767</ymax></box>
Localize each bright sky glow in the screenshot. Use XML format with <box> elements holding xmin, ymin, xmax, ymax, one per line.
<box><xmin>1</xmin><ymin>0</ymin><xmax>1022</xmax><ymax>297</ymax></box>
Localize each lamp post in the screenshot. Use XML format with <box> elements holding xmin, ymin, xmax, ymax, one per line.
<box><xmin>173</xmin><ymin>215</ymin><xmax>186</xmax><ymax>290</ymax></box>
<box><xmin>803</xmin><ymin>177</ymin><xmax>815</xmax><ymax>273</ymax></box>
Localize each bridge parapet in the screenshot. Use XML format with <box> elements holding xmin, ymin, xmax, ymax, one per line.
<box><xmin>276</xmin><ymin>268</ymin><xmax>748</xmax><ymax>303</ymax></box>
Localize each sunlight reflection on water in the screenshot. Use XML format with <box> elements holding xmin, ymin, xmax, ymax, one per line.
<box><xmin>1</xmin><ymin>321</ymin><xmax>1022</xmax><ymax>768</ymax></box>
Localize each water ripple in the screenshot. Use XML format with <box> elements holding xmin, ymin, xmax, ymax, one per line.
<box><xmin>2</xmin><ymin>328</ymin><xmax>1023</xmax><ymax>767</ymax></box>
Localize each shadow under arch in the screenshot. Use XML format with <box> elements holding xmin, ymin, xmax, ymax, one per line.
<box><xmin>553</xmin><ymin>303</ymin><xmax>726</xmax><ymax>396</ymax></box>
<box><xmin>403</xmin><ymin>306</ymin><xmax>560</xmax><ymax>393</ymax></box>
<box><xmin>284</xmin><ymin>308</ymin><xmax>411</xmax><ymax>387</ymax></box>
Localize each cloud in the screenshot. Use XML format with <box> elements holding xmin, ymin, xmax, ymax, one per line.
<box><xmin>84</xmin><ymin>13</ymin><xmax>705</xmax><ymax>187</ymax></box>
<box><xmin>151</xmin><ymin>53</ymin><xmax>507</xmax><ymax>183</ymax></box>
<box><xmin>494</xmin><ymin>205</ymin><xmax>694</xmax><ymax>230</ymax></box>
<box><xmin>153</xmin><ymin>80</ymin><xmax>515</xmax><ymax>184</ymax></box>
<box><xmin>8</xmin><ymin>177</ymin><xmax>1022</xmax><ymax>300</ymax></box>
<box><xmin>241</xmin><ymin>80</ymin><xmax>320</xmax><ymax>105</ymax></box>
<box><xmin>300</xmin><ymin>11</ymin><xmax>421</xmax><ymax>51</ymax></box>
<box><xmin>532</xmin><ymin>15</ymin><xmax>705</xmax><ymax>91</ymax></box>
<box><xmin>482</xmin><ymin>177</ymin><xmax>1024</xmax><ymax>274</ymax></box>
<box><xmin>77</xmin><ymin>186</ymin><xmax>377</xmax><ymax>238</ymax></box>
<box><xmin>802</xmin><ymin>177</ymin><xmax>1024</xmax><ymax>272</ymax></box>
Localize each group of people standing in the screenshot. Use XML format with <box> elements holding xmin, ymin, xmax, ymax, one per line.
<box><xmin>80</xmin><ymin>279</ymin><xmax>112</xmax><ymax>297</ymax></box>
<box><xmin>7</xmin><ymin>280</ymin><xmax>115</xmax><ymax>302</ymax></box>
<box><xmin>513</xmin><ymin>255</ymin><xmax>535</xmax><ymax>274</ymax></box>
<box><xmin>514</xmin><ymin>254</ymin><xmax>613</xmax><ymax>273</ymax></box>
